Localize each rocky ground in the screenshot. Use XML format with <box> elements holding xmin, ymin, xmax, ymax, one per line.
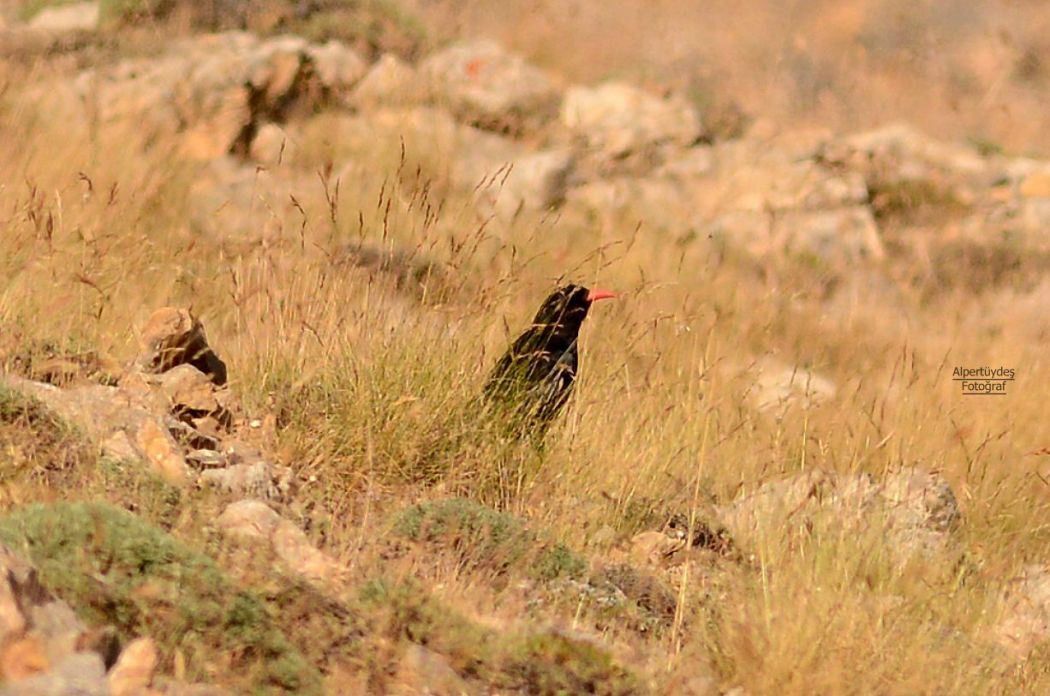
<box><xmin>1</xmin><ymin>2</ymin><xmax>1049</xmax><ymax>694</ymax></box>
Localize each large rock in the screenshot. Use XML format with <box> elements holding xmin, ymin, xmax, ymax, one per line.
<box><xmin>0</xmin><ymin>307</ymin><xmax>238</xmax><ymax>486</ymax></box>
<box><xmin>450</xmin><ymin>135</ymin><xmax>573</xmax><ymax>218</ymax></box>
<box><xmin>420</xmin><ymin>39</ymin><xmax>559</xmax><ymax>132</ymax></box>
<box><xmin>0</xmin><ymin>543</ymin><xmax>110</xmax><ymax>695</ymax></box>
<box><xmin>28</xmin><ymin>33</ymin><xmax>364</xmax><ymax>159</ymax></box>
<box><xmin>349</xmin><ymin>53</ymin><xmax>424</xmax><ymax>109</ymax></box>
<box><xmin>1</xmin><ymin>375</ymin><xmax>192</xmax><ymax>485</ymax></box>
<box><xmin>26</xmin><ymin>2</ymin><xmax>98</xmax><ymax>32</ymax></box>
<box><xmin>716</xmin><ymin>467</ymin><xmax>960</xmax><ymax>564</ymax></box>
<box><xmin>0</xmin><ymin>652</ymin><xmax>107</xmax><ymax>696</ymax></box>
<box><xmin>215</xmin><ymin>500</ymin><xmax>345</xmax><ymax>590</ymax></box>
<box><xmin>107</xmin><ymin>637</ymin><xmax>157</xmax><ymax>696</ymax></box>
<box><xmin>561</xmin><ymin>82</ymin><xmax>700</xmax><ymax>156</ymax></box>
<box><xmin>710</xmin><ymin>206</ymin><xmax>884</xmax><ymax>264</ymax></box>
<box><xmin>834</xmin><ymin>123</ymin><xmax>990</xmax><ymax>182</ymax></box>
<box><xmin>198</xmin><ymin>441</ymin><xmax>291</xmax><ymax>499</ymax></box>
<box><xmin>748</xmin><ymin>360</ymin><xmax>837</xmax><ymax>413</ymax></box>
<box><xmin>305</xmin><ymin>40</ymin><xmax>366</xmax><ymax>93</ymax></box>
<box><xmin>994</xmin><ymin>564</ymin><xmax>1050</xmax><ymax>661</ymax></box>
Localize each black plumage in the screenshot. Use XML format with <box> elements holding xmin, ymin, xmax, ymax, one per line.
<box><xmin>483</xmin><ymin>284</ymin><xmax>615</xmax><ymax>434</ymax></box>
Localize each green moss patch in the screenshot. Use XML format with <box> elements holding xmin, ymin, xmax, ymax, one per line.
<box><xmin>0</xmin><ymin>502</ymin><xmax>321</xmax><ymax>693</ymax></box>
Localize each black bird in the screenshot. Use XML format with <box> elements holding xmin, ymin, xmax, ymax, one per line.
<box><xmin>483</xmin><ymin>284</ymin><xmax>616</xmax><ymax>434</ymax></box>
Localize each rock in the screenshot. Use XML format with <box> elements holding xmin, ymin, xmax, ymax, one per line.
<box><xmin>562</xmin><ymin>82</ymin><xmax>700</xmax><ymax>156</ymax></box>
<box><xmin>1018</xmin><ymin>169</ymin><xmax>1050</xmax><ymax>199</ymax></box>
<box><xmin>200</xmin><ymin>461</ymin><xmax>286</xmax><ymax>498</ymax></box>
<box><xmin>27</xmin><ymin>2</ymin><xmax>98</xmax><ymax>33</ymax></box>
<box><xmin>108</xmin><ymin>637</ymin><xmax>157</xmax><ymax>696</ymax></box>
<box><xmin>715</xmin><ymin>468</ymin><xmax>960</xmax><ymax>565</ymax></box>
<box><xmin>132</xmin><ymin>417</ymin><xmax>192</xmax><ymax>485</ymax></box>
<box><xmin>452</xmin><ymin>137</ymin><xmax>573</xmax><ymax>218</ymax></box>
<box><xmin>215</xmin><ymin>500</ymin><xmax>345</xmax><ymax>589</ymax></box>
<box><xmin>420</xmin><ymin>39</ymin><xmax>559</xmax><ymax>132</ymax></box>
<box><xmin>137</xmin><ymin>307</ymin><xmax>227</xmax><ymax>385</ymax></box>
<box><xmin>150</xmin><ymin>364</ymin><xmax>224</xmax><ymax>416</ymax></box>
<box><xmin>26</xmin><ymin>33</ymin><xmax>340</xmax><ymax>159</ymax></box>
<box><xmin>994</xmin><ymin>564</ymin><xmax>1050</xmax><ymax>660</ymax></box>
<box><xmin>153</xmin><ymin>681</ymin><xmax>233</xmax><ymax>696</ymax></box>
<box><xmin>390</xmin><ymin>644</ymin><xmax>467</xmax><ymax>695</ymax></box>
<box><xmin>710</xmin><ymin>206</ymin><xmax>884</xmax><ymax>264</ymax></box>
<box><xmin>491</xmin><ymin>148</ymin><xmax>574</xmax><ymax>217</ymax></box>
<box><xmin>0</xmin><ymin>375</ymin><xmax>192</xmax><ymax>485</ymax></box>
<box><xmin>0</xmin><ymin>544</ymin><xmax>110</xmax><ymax>694</ymax></box>
<box><xmin>350</xmin><ymin>53</ymin><xmax>423</xmax><ymax>108</ymax></box>
<box><xmin>590</xmin><ymin>563</ymin><xmax>678</xmax><ymax>621</ymax></box>
<box><xmin>75</xmin><ymin>626</ymin><xmax>121</xmax><ymax>670</ymax></box>
<box><xmin>305</xmin><ymin>40</ymin><xmax>366</xmax><ymax>92</ymax></box>
<box><xmin>782</xmin><ymin>207</ymin><xmax>884</xmax><ymax>262</ymax></box>
<box><xmin>0</xmin><ymin>638</ymin><xmax>49</xmax><ymax>682</ymax></box>
<box><xmin>628</xmin><ymin>531</ymin><xmax>686</xmax><ymax>568</ymax></box>
<box><xmin>749</xmin><ymin>360</ymin><xmax>837</xmax><ymax>413</ymax></box>
<box><xmin>564</xmin><ymin>176</ymin><xmax>691</xmax><ymax>233</ymax></box>
<box><xmin>0</xmin><ymin>545</ymin><xmax>34</xmax><ymax>643</ymax></box>
<box><xmin>837</xmin><ymin>123</ymin><xmax>989</xmax><ymax>180</ymax></box>
<box><xmin>0</xmin><ymin>651</ymin><xmax>107</xmax><ymax>696</ymax></box>
<box><xmin>185</xmin><ymin>449</ymin><xmax>227</xmax><ymax>470</ymax></box>
<box><xmin>249</xmin><ymin>122</ymin><xmax>296</xmax><ymax>165</ymax></box>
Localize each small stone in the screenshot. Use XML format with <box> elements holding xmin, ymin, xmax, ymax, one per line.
<box><xmin>199</xmin><ymin>462</ymin><xmax>274</xmax><ymax>497</ymax></box>
<box><xmin>185</xmin><ymin>450</ymin><xmax>227</xmax><ymax>470</ymax></box>
<box><xmin>132</xmin><ymin>418</ymin><xmax>191</xmax><ymax>485</ymax></box>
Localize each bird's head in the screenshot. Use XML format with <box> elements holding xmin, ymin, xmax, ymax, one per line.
<box><xmin>532</xmin><ymin>284</ymin><xmax>616</xmax><ymax>334</ymax></box>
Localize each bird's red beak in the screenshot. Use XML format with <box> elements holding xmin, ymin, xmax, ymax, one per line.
<box><xmin>587</xmin><ymin>289</ymin><xmax>617</xmax><ymax>302</ymax></box>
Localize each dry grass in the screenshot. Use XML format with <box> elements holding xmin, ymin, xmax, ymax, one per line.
<box><xmin>2</xmin><ymin>19</ymin><xmax>1050</xmax><ymax>694</ymax></box>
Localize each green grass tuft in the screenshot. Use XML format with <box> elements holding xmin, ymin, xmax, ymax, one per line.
<box><xmin>392</xmin><ymin>497</ymin><xmax>587</xmax><ymax>581</ymax></box>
